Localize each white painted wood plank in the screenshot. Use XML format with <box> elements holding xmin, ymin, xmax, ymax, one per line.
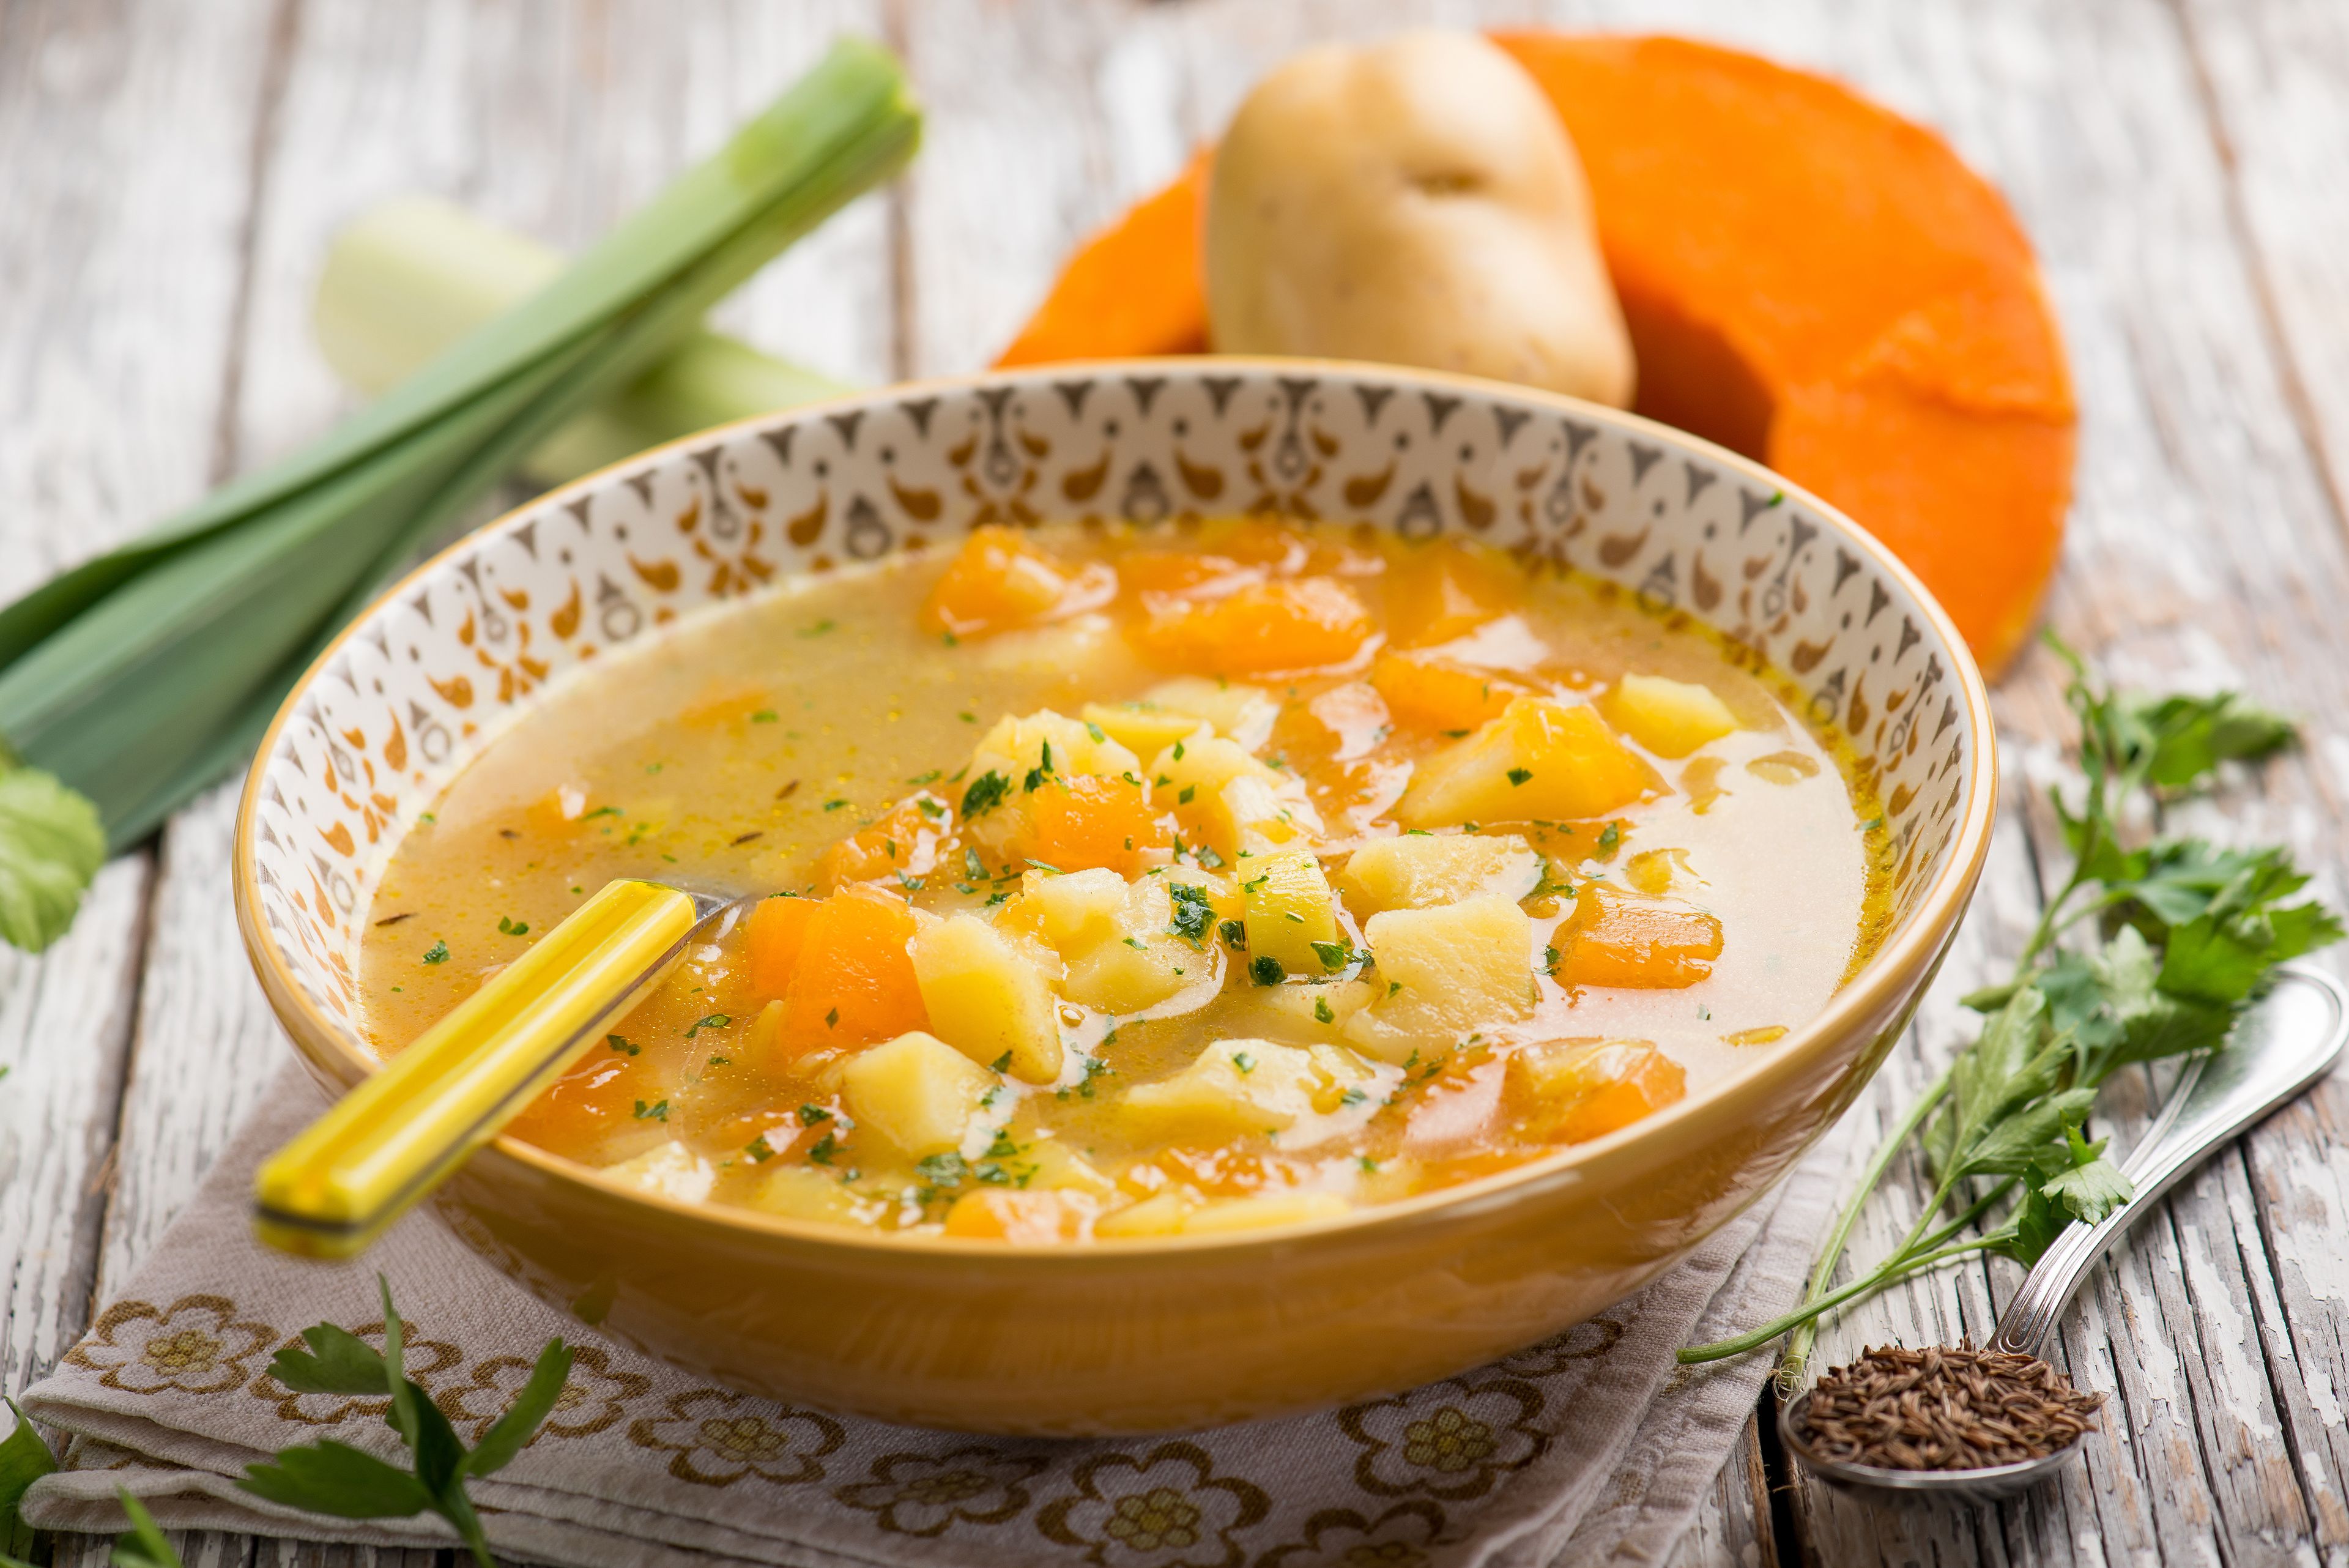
<box><xmin>0</xmin><ymin>0</ymin><xmax>280</xmax><ymax>1398</ymax></box>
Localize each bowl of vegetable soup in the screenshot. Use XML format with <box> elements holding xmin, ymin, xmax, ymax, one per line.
<box><xmin>234</xmin><ymin>360</ymin><xmax>1997</xmax><ymax>1434</ymax></box>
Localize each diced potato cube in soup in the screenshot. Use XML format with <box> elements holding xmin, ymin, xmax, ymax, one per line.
<box><xmin>1508</xmin><ymin>1038</ymin><xmax>1687</xmax><ymax>1143</ymax></box>
<box><xmin>1226</xmin><ymin>978</ymin><xmax>1377</xmax><ymax>1043</ymax></box>
<box><xmin>1397</xmin><ymin>697</ymin><xmax>1654</xmax><ymax>827</ymax></box>
<box><xmin>1179</xmin><ymin>1191</ymin><xmax>1353</xmax><ymax>1234</ymax></box>
<box><xmin>1341</xmin><ymin>833</ymin><xmax>1541</xmax><ymax>912</ymax></box>
<box><xmin>1552</xmin><ymin>883</ymin><xmax>1723</xmax><ymax>989</ymax></box>
<box><xmin>746</xmin><ymin>1167</ymin><xmax>868</xmax><ymax>1225</ymax></box>
<box><xmin>841</xmin><ymin>1030</ymin><xmax>1001</xmax><ymax>1158</ymax></box>
<box><xmin>598</xmin><ymin>1140</ymin><xmax>715</xmax><ymax>1204</ymax></box>
<box><xmin>908</xmin><ymin>916</ymin><xmax>1064</xmax><ymax>1082</ymax></box>
<box><xmin>1152</xmin><ymin>734</ymin><xmax>1323</xmax><ymax>857</ymax></box>
<box><xmin>1019</xmin><ymin>1138</ymin><xmax>1119</xmax><ymax>1197</ymax></box>
<box><xmin>1241</xmin><ymin>851</ymin><xmax>1341</xmax><ymax>973</ymax></box>
<box><xmin>1602</xmin><ymin>674</ymin><xmax>1739</xmax><ymax>759</ymax></box>
<box><xmin>1346</xmin><ymin>896</ymin><xmax>1535</xmax><ymax>1063</ymax></box>
<box><xmin>1140</xmin><ymin>676</ymin><xmax>1280</xmax><ymax>749</ymax></box>
<box><xmin>1082</xmin><ymin>702</ymin><xmax>1210</xmax><ymax>759</ymax></box>
<box><xmin>1095</xmin><ymin>1191</ymin><xmax>1193</xmax><ymax>1239</ymax></box>
<box><xmin>1020</xmin><ymin>868</ymin><xmax>1127</xmax><ymax>951</ymax></box>
<box><xmin>1124</xmin><ymin>1038</ymin><xmax>1330</xmax><ymax>1139</ymax></box>
<box><xmin>1061</xmin><ymin>879</ymin><xmax>1201</xmax><ymax>1014</ymax></box>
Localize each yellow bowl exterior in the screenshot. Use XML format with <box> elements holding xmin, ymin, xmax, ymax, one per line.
<box><xmin>233</xmin><ymin>360</ymin><xmax>1997</xmax><ymax>1436</ymax></box>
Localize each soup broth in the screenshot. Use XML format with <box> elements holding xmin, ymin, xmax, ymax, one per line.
<box><xmin>359</xmin><ymin>519</ymin><xmax>1891</xmax><ymax>1243</ymax></box>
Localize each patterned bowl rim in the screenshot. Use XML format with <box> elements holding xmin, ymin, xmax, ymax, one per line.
<box><xmin>234</xmin><ymin>355</ymin><xmax>1999</xmax><ymax>1258</ymax></box>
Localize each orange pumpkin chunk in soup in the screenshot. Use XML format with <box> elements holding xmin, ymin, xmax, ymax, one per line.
<box><xmin>1384</xmin><ymin>539</ymin><xmax>1523</xmax><ymax>648</ymax></box>
<box><xmin>1370</xmin><ymin>649</ymin><xmax>1529</xmax><ymax>732</ymax></box>
<box><xmin>1508</xmin><ymin>1038</ymin><xmax>1688</xmax><ymax>1143</ymax></box>
<box><xmin>1012</xmin><ymin>775</ymin><xmax>1170</xmax><ymax>877</ymax></box>
<box><xmin>921</xmin><ymin>525</ymin><xmax>1111</xmax><ymax>638</ymax></box>
<box><xmin>754</xmin><ymin>885</ymin><xmax>927</xmax><ymax>1065</ymax></box>
<box><xmin>817</xmin><ymin>793</ymin><xmax>955</xmax><ymax>891</ymax></box>
<box><xmin>944</xmin><ymin>1188</ymin><xmax>1100</xmax><ymax>1242</ymax></box>
<box><xmin>1552</xmin><ymin>883</ymin><xmax>1724</xmax><ymax>989</ymax></box>
<box><xmin>1127</xmin><ymin>577</ymin><xmax>1374</xmax><ymax>675</ymax></box>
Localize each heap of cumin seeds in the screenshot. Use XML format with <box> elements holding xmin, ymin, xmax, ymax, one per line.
<box><xmin>1796</xmin><ymin>1342</ymin><xmax>2104</xmax><ymax>1470</ymax></box>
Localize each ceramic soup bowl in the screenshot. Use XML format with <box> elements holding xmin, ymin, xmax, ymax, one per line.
<box><xmin>234</xmin><ymin>359</ymin><xmax>1996</xmax><ymax>1435</ymax></box>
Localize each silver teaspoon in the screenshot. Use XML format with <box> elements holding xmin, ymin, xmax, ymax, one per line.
<box><xmin>1780</xmin><ymin>962</ymin><xmax>2347</xmax><ymax>1501</ymax></box>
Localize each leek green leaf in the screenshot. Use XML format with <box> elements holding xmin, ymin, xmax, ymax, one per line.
<box><xmin>0</xmin><ymin>39</ymin><xmax>919</xmax><ymax>954</ymax></box>
<box><xmin>0</xmin><ymin>764</ymin><xmax>104</xmax><ymax>953</ymax></box>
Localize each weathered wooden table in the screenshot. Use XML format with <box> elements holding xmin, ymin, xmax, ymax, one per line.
<box><xmin>5</xmin><ymin>0</ymin><xmax>2346</xmax><ymax>1562</ymax></box>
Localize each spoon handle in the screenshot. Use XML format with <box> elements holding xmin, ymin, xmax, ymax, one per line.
<box><xmin>1991</xmin><ymin>964</ymin><xmax>2347</xmax><ymax>1356</ymax></box>
<box><xmin>253</xmin><ymin>879</ymin><xmax>731</xmax><ymax>1259</ymax></box>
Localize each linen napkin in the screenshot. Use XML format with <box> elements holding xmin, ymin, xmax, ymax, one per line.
<box><xmin>19</xmin><ymin>1065</ymin><xmax>1839</xmax><ymax>1567</ymax></box>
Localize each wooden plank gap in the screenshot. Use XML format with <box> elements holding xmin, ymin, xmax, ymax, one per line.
<box><xmin>881</xmin><ymin>0</ymin><xmax>919</xmax><ymax>383</ymax></box>
<box><xmin>2166</xmin><ymin>0</ymin><xmax>2349</xmax><ymax>553</ymax></box>
<box><xmin>205</xmin><ymin>0</ymin><xmax>305</xmax><ymax>486</ymax></box>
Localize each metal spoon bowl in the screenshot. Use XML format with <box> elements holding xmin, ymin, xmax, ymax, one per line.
<box><xmin>1779</xmin><ymin>962</ymin><xmax>2348</xmax><ymax>1501</ymax></box>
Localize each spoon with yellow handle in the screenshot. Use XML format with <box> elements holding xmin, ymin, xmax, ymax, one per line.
<box><xmin>254</xmin><ymin>879</ymin><xmax>752</xmax><ymax>1259</ymax></box>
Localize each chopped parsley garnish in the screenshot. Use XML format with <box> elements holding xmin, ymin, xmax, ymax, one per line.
<box><xmin>1598</xmin><ymin>822</ymin><xmax>1622</xmax><ymax>852</ymax></box>
<box><xmin>1086</xmin><ymin>721</ymin><xmax>1108</xmax><ymax>743</ymax></box>
<box><xmin>684</xmin><ymin>1013</ymin><xmax>731</xmax><ymax>1038</ymax></box>
<box><xmin>421</xmin><ymin>941</ymin><xmax>449</xmax><ymax>965</ymax></box>
<box><xmin>1168</xmin><ymin>883</ymin><xmax>1215</xmax><ymax>945</ymax></box>
<box><xmin>1314</xmin><ymin>998</ymin><xmax>1337</xmax><ymax>1024</ymax></box>
<box><xmin>607</xmin><ymin>1034</ymin><xmax>639</xmax><ymax>1056</ymax></box>
<box><xmin>825</xmin><ymin>1006</ymin><xmax>841</xmax><ymax>1028</ymax></box>
<box><xmin>799</xmin><ymin>617</ymin><xmax>837</xmax><ymax>637</ymax></box>
<box><xmin>751</xmin><ymin>709</ymin><xmax>778</xmax><ymax>723</ymax></box>
<box><xmin>964</xmin><ymin>846</ymin><xmax>987</xmax><ymax>879</ymax></box>
<box><xmin>1197</xmin><ymin>845</ymin><xmax>1225</xmax><ymax>868</ymax></box>
<box><xmin>1340</xmin><ymin>1086</ymin><xmax>1366</xmax><ymax>1107</ymax></box>
<box><xmin>497</xmin><ymin>915</ymin><xmax>529</xmax><ymax>936</ymax></box>
<box><xmin>1309</xmin><ymin>939</ymin><xmax>1352</xmax><ymax>970</ymax></box>
<box><xmin>908</xmin><ymin>768</ymin><xmax>942</xmax><ymax>785</ymax></box>
<box><xmin>707</xmin><ymin>1054</ymin><xmax>731</xmax><ymax>1066</ymax></box>
<box><xmin>1544</xmin><ymin>945</ymin><xmax>1562</xmax><ymax>971</ymax></box>
<box><xmin>990</xmin><ymin>1050</ymin><xmax>1014</xmax><ymax>1073</ymax></box>
<box><xmin>632</xmin><ymin>1099</ymin><xmax>668</xmax><ymax>1121</ymax></box>
<box><xmin>916</xmin><ymin>1152</ymin><xmax>966</xmax><ymax>1185</ymax></box>
<box><xmin>1233</xmin><ymin>1050</ymin><xmax>1257</xmax><ymax>1074</ymax></box>
<box><xmin>1123</xmin><ymin>935</ymin><xmax>1147</xmax><ymax>949</ymax></box>
<box><xmin>962</xmin><ymin>770</ymin><xmax>1011</xmax><ymax>817</ymax></box>
<box><xmin>1178</xmin><ymin>784</ymin><xmax>1197</xmax><ymax>804</ymax></box>
<box><xmin>1506</xmin><ymin>767</ymin><xmax>1534</xmax><ymax>787</ymax></box>
<box><xmin>746</xmin><ymin>1135</ymin><xmax>776</xmax><ymax>1162</ymax></box>
<box><xmin>797</xmin><ymin>1104</ymin><xmax>833</xmax><ymax>1126</ymax></box>
<box><xmin>1249</xmin><ymin>955</ymin><xmax>1286</xmax><ymax>986</ymax></box>
<box><xmin>1220</xmin><ymin>918</ymin><xmax>1249</xmax><ymax>953</ymax></box>
<box><xmin>807</xmin><ymin>1132</ymin><xmax>838</xmax><ymax>1164</ymax></box>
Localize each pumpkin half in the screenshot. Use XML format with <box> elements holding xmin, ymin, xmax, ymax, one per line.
<box><xmin>994</xmin><ymin>33</ymin><xmax>2076</xmax><ymax>678</ymax></box>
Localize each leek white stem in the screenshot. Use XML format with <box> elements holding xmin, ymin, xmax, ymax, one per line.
<box><xmin>314</xmin><ymin>196</ymin><xmax>853</xmax><ymax>487</ymax></box>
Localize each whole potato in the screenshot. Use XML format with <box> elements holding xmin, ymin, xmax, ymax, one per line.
<box><xmin>1206</xmin><ymin>30</ymin><xmax>1635</xmax><ymax>407</ymax></box>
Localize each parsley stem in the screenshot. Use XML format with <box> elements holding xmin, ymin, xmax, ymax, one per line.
<box><xmin>1779</xmin><ymin>1061</ymin><xmax>1951</xmax><ymax>1382</ymax></box>
<box><xmin>1684</xmin><ymin>1236</ymin><xmax>1996</xmax><ymax>1365</ymax></box>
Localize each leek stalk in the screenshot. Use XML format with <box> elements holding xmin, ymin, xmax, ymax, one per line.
<box><xmin>0</xmin><ymin>37</ymin><xmax>919</xmax><ymax>950</ymax></box>
<box><xmin>314</xmin><ymin>196</ymin><xmax>854</xmax><ymax>488</ymax></box>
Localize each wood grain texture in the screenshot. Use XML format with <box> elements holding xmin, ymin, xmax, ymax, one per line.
<box><xmin>0</xmin><ymin>0</ymin><xmax>278</xmax><ymax>1414</ymax></box>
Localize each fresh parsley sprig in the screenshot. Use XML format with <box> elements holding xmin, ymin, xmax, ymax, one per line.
<box><xmin>1682</xmin><ymin>636</ymin><xmax>2340</xmax><ymax>1372</ymax></box>
<box><xmin>237</xmin><ymin>1277</ymin><xmax>571</xmax><ymax>1567</ymax></box>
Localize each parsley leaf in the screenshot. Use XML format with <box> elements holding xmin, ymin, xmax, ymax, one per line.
<box><xmin>239</xmin><ymin>1277</ymin><xmax>570</xmax><ymax>1567</ymax></box>
<box><xmin>0</xmin><ymin>764</ymin><xmax>103</xmax><ymax>954</ymax></box>
<box><xmin>960</xmin><ymin>770</ymin><xmax>1011</xmax><ymax>817</ymax></box>
<box><xmin>1167</xmin><ymin>882</ymin><xmax>1214</xmax><ymax>945</ymax></box>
